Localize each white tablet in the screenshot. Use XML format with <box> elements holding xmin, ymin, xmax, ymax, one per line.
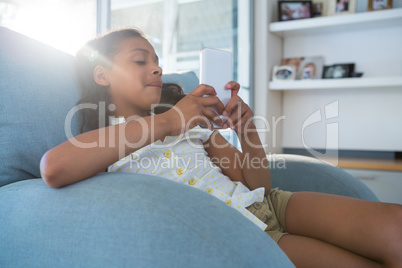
<box><xmin>199</xmin><ymin>48</ymin><xmax>233</xmax><ymax>128</ymax></box>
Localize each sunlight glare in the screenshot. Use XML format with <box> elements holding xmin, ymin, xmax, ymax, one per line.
<box><xmin>3</xmin><ymin>1</ymin><xmax>96</xmax><ymax>55</ymax></box>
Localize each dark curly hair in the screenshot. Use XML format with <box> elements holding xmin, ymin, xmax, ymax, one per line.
<box><xmin>153</xmin><ymin>83</ymin><xmax>186</xmax><ymax>115</ymax></box>
<box><xmin>75</xmin><ymin>28</ymin><xmax>147</xmax><ymax>133</ymax></box>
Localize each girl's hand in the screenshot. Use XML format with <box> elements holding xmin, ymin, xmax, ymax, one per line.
<box><xmin>164</xmin><ymin>84</ymin><xmax>225</xmax><ymax>136</ymax></box>
<box><xmin>222</xmin><ymin>81</ymin><xmax>255</xmax><ymax>134</ymax></box>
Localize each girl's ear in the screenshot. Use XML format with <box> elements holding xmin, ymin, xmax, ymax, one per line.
<box><xmin>93</xmin><ymin>65</ymin><xmax>110</xmax><ymax>87</ymax></box>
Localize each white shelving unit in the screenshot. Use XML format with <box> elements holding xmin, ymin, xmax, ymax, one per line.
<box><xmin>253</xmin><ymin>1</ymin><xmax>402</xmax><ymax>202</ymax></box>
<box><xmin>263</xmin><ymin>3</ymin><xmax>402</xmax><ymax>151</ymax></box>
<box><xmin>270</xmin><ymin>8</ymin><xmax>402</xmax><ymax>37</ymax></box>
<box><xmin>270</xmin><ymin>76</ymin><xmax>402</xmax><ymax>90</ymax></box>
<box><xmin>268</xmin><ymin>8</ymin><xmax>402</xmax><ymax>91</ymax></box>
<box><xmin>254</xmin><ymin>1</ymin><xmax>402</xmax><ymax>151</ymax></box>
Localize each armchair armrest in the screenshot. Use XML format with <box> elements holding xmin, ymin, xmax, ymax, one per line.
<box><xmin>269</xmin><ymin>154</ymin><xmax>379</xmax><ymax>201</ymax></box>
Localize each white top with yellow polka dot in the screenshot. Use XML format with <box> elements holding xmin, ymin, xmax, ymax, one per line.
<box><xmin>108</xmin><ymin>117</ymin><xmax>267</xmax><ymax>231</ymax></box>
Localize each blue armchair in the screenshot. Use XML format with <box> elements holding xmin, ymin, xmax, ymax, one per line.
<box><xmin>0</xmin><ymin>27</ymin><xmax>377</xmax><ymax>268</ymax></box>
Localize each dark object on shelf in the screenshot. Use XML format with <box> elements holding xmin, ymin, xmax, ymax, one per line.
<box><xmin>351</xmin><ymin>72</ymin><xmax>364</xmax><ymax>78</ymax></box>
<box><xmin>278</xmin><ymin>1</ymin><xmax>313</xmax><ymax>21</ymax></box>
<box><xmin>313</xmin><ymin>3</ymin><xmax>323</xmax><ymax>17</ymax></box>
<box><xmin>322</xmin><ymin>63</ymin><xmax>355</xmax><ymax>79</ymax></box>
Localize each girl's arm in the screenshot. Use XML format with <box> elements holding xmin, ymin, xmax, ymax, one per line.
<box><xmin>204</xmin><ymin>127</ymin><xmax>271</xmax><ymax>194</ymax></box>
<box><xmin>40</xmin><ymin>115</ymin><xmax>171</xmax><ymax>188</ymax></box>
<box><xmin>40</xmin><ymin>84</ymin><xmax>224</xmax><ymax>188</ymax></box>
<box><xmin>204</xmin><ymin>82</ymin><xmax>271</xmax><ymax>193</ymax></box>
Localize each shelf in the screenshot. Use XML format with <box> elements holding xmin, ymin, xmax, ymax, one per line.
<box><xmin>323</xmin><ymin>157</ymin><xmax>402</xmax><ymax>172</ymax></box>
<box><xmin>269</xmin><ymin>76</ymin><xmax>402</xmax><ymax>91</ymax></box>
<box><xmin>270</xmin><ymin>8</ymin><xmax>402</xmax><ymax>37</ymax></box>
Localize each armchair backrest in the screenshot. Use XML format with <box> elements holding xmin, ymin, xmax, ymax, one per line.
<box><xmin>0</xmin><ymin>27</ymin><xmax>199</xmax><ymax>187</ymax></box>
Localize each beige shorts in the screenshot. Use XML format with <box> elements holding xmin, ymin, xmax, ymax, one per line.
<box><xmin>246</xmin><ymin>188</ymin><xmax>294</xmax><ymax>243</ymax></box>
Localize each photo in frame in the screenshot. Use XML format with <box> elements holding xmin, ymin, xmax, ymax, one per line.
<box><xmin>302</xmin><ymin>67</ymin><xmax>315</xmax><ymax>79</ymax></box>
<box><xmin>368</xmin><ymin>0</ymin><xmax>393</xmax><ymax>11</ymax></box>
<box><xmin>281</xmin><ymin>56</ymin><xmax>324</xmax><ymax>80</ymax></box>
<box><xmin>322</xmin><ymin>63</ymin><xmax>355</xmax><ymax>79</ymax></box>
<box><xmin>327</xmin><ymin>0</ymin><xmax>357</xmax><ymax>16</ymax></box>
<box><xmin>278</xmin><ymin>1</ymin><xmax>313</xmax><ymax>21</ymax></box>
<box><xmin>272</xmin><ymin>65</ymin><xmax>296</xmax><ymax>81</ymax></box>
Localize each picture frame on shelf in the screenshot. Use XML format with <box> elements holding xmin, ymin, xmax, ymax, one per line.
<box><xmin>302</xmin><ymin>67</ymin><xmax>314</xmax><ymax>79</ymax></box>
<box><xmin>368</xmin><ymin>0</ymin><xmax>393</xmax><ymax>11</ymax></box>
<box><xmin>327</xmin><ymin>0</ymin><xmax>356</xmax><ymax>16</ymax></box>
<box><xmin>272</xmin><ymin>65</ymin><xmax>296</xmax><ymax>81</ymax></box>
<box><xmin>281</xmin><ymin>56</ymin><xmax>324</xmax><ymax>80</ymax></box>
<box><xmin>278</xmin><ymin>1</ymin><xmax>313</xmax><ymax>21</ymax></box>
<box><xmin>322</xmin><ymin>63</ymin><xmax>355</xmax><ymax>79</ymax></box>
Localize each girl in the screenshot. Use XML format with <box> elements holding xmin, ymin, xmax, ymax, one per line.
<box><xmin>40</xmin><ymin>28</ymin><xmax>402</xmax><ymax>267</ymax></box>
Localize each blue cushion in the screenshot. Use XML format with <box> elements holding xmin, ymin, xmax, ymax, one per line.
<box><xmin>0</xmin><ymin>27</ymin><xmax>82</xmax><ymax>187</ymax></box>
<box><xmin>162</xmin><ymin>71</ymin><xmax>199</xmax><ymax>93</ymax></box>
<box><xmin>0</xmin><ymin>173</ymin><xmax>294</xmax><ymax>267</ymax></box>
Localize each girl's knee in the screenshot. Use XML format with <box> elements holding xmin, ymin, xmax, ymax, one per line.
<box><xmin>381</xmin><ymin>203</ymin><xmax>402</xmax><ymax>265</ymax></box>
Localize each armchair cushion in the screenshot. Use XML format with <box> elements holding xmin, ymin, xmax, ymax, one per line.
<box><xmin>0</xmin><ymin>172</ymin><xmax>294</xmax><ymax>267</ymax></box>
<box><xmin>0</xmin><ymin>27</ymin><xmax>82</xmax><ymax>187</ymax></box>
<box><xmin>270</xmin><ymin>154</ymin><xmax>379</xmax><ymax>201</ymax></box>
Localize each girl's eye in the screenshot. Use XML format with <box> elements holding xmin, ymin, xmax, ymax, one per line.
<box><xmin>135</xmin><ymin>61</ymin><xmax>146</xmax><ymax>65</ymax></box>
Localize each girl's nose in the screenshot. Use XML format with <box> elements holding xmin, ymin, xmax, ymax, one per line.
<box><xmin>153</xmin><ymin>66</ymin><xmax>162</xmax><ymax>76</ymax></box>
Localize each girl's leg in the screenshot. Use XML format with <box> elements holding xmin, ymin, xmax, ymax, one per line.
<box><xmin>281</xmin><ymin>192</ymin><xmax>402</xmax><ymax>267</ymax></box>
<box><xmin>278</xmin><ymin>234</ymin><xmax>381</xmax><ymax>267</ymax></box>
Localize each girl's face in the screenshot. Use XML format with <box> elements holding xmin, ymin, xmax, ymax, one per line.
<box><xmin>106</xmin><ymin>37</ymin><xmax>163</xmax><ymax>118</ymax></box>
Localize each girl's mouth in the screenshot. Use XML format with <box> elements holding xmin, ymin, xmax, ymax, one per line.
<box><xmin>147</xmin><ymin>81</ymin><xmax>163</xmax><ymax>88</ymax></box>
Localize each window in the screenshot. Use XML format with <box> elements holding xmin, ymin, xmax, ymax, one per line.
<box><xmin>0</xmin><ymin>0</ymin><xmax>97</xmax><ymax>55</ymax></box>
<box><xmin>111</xmin><ymin>0</ymin><xmax>234</xmax><ymax>74</ymax></box>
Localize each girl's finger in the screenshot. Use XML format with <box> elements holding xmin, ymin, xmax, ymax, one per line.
<box><xmin>225</xmin><ymin>104</ymin><xmax>247</xmax><ymax>129</ymax></box>
<box><xmin>202</xmin><ymin>107</ymin><xmax>223</xmax><ymax>127</ymax></box>
<box><xmin>190</xmin><ymin>84</ymin><xmax>216</xmax><ymax>97</ymax></box>
<box><xmin>198</xmin><ymin>96</ymin><xmax>225</xmax><ymax>115</ymax></box>
<box><xmin>198</xmin><ymin>95</ymin><xmax>220</xmax><ymax>106</ymax></box>
<box><xmin>232</xmin><ymin>110</ymin><xmax>254</xmax><ymax>131</ymax></box>
<box><xmin>225</xmin><ymin>81</ymin><xmax>240</xmax><ymax>97</ymax></box>
<box><xmin>223</xmin><ymin>95</ymin><xmax>242</xmax><ymax>116</ymax></box>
